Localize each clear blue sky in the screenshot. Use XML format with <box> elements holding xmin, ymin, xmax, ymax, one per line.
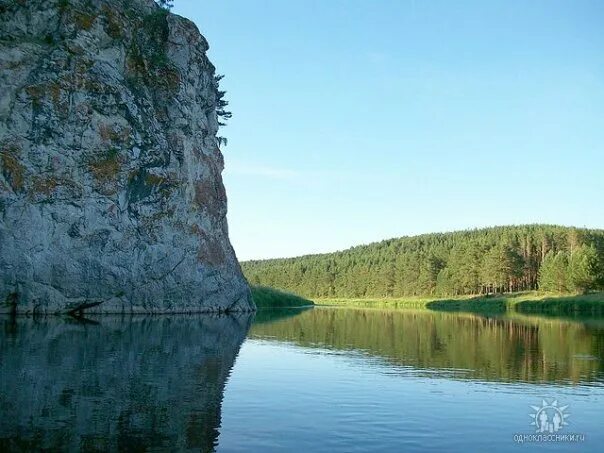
<box><xmin>174</xmin><ymin>0</ymin><xmax>604</xmax><ymax>260</ymax></box>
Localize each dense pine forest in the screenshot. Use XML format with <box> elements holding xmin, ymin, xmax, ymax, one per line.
<box><xmin>241</xmin><ymin>225</ymin><xmax>604</xmax><ymax>298</ymax></box>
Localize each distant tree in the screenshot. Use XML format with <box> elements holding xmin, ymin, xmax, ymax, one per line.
<box><xmin>435</xmin><ymin>268</ymin><xmax>453</xmax><ymax>296</ymax></box>
<box><xmin>567</xmin><ymin>227</ymin><xmax>583</xmax><ymax>254</ymax></box>
<box><xmin>482</xmin><ymin>244</ymin><xmax>524</xmax><ymax>293</ymax></box>
<box><xmin>448</xmin><ymin>243</ymin><xmax>481</xmax><ymax>294</ymax></box>
<box><xmin>539</xmin><ymin>251</ymin><xmax>569</xmax><ymax>292</ymax></box>
<box><xmin>538</xmin><ymin>252</ymin><xmax>557</xmax><ymax>292</ymax></box>
<box><xmin>417</xmin><ymin>254</ymin><xmax>443</xmax><ymax>295</ymax></box>
<box><xmin>568</xmin><ymin>245</ymin><xmax>599</xmax><ymax>293</ymax></box>
<box><xmin>501</xmin><ymin>244</ymin><xmax>525</xmax><ymax>292</ymax></box>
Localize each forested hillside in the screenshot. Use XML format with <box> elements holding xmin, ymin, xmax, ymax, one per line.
<box><xmin>241</xmin><ymin>225</ymin><xmax>604</xmax><ymax>298</ymax></box>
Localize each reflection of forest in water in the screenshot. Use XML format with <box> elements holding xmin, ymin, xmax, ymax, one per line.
<box><xmin>0</xmin><ymin>315</ymin><xmax>252</xmax><ymax>451</ymax></box>
<box><xmin>2</xmin><ymin>308</ymin><xmax>603</xmax><ymax>451</ymax></box>
<box><xmin>250</xmin><ymin>308</ymin><xmax>604</xmax><ymax>384</ymax></box>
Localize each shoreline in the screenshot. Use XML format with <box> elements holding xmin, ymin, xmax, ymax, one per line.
<box><xmin>311</xmin><ymin>291</ymin><xmax>604</xmax><ymax>315</ymax></box>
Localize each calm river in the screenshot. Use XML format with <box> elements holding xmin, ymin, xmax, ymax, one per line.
<box><xmin>1</xmin><ymin>307</ymin><xmax>604</xmax><ymax>451</ymax></box>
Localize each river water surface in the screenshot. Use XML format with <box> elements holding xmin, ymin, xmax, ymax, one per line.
<box><xmin>1</xmin><ymin>307</ymin><xmax>604</xmax><ymax>451</ymax></box>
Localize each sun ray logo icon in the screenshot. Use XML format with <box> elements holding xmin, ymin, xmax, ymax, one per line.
<box><xmin>529</xmin><ymin>399</ymin><xmax>569</xmax><ymax>433</ymax></box>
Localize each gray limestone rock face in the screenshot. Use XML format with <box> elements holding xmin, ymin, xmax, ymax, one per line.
<box><xmin>0</xmin><ymin>0</ymin><xmax>254</xmax><ymax>313</ymax></box>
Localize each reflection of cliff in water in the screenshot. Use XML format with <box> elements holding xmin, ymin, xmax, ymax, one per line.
<box><xmin>0</xmin><ymin>314</ymin><xmax>252</xmax><ymax>451</ymax></box>
<box><xmin>250</xmin><ymin>308</ymin><xmax>604</xmax><ymax>384</ymax></box>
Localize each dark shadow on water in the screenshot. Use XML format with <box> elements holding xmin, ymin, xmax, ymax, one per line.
<box><xmin>252</xmin><ymin>306</ymin><xmax>314</xmax><ymax>325</ymax></box>
<box><xmin>426</xmin><ymin>296</ymin><xmax>508</xmax><ymax>314</ymax></box>
<box><xmin>426</xmin><ymin>293</ymin><xmax>604</xmax><ymax>319</ymax></box>
<box><xmin>515</xmin><ymin>294</ymin><xmax>604</xmax><ymax>317</ymax></box>
<box><xmin>65</xmin><ymin>313</ymin><xmax>101</xmax><ymax>325</ymax></box>
<box><xmin>0</xmin><ymin>313</ymin><xmax>253</xmax><ymax>452</ymax></box>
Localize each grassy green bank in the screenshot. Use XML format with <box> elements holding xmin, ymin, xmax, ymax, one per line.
<box><xmin>312</xmin><ymin>297</ymin><xmax>432</xmax><ymax>310</ymax></box>
<box><xmin>314</xmin><ymin>291</ymin><xmax>604</xmax><ymax>316</ymax></box>
<box><xmin>251</xmin><ymin>286</ymin><xmax>314</xmax><ymax>309</ymax></box>
<box><xmin>252</xmin><ymin>284</ymin><xmax>604</xmax><ymax>316</ymax></box>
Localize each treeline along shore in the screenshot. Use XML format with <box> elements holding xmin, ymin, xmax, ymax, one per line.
<box><xmin>242</xmin><ymin>225</ymin><xmax>604</xmax><ymax>299</ymax></box>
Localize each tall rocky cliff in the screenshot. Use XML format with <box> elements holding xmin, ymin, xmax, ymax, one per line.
<box><xmin>0</xmin><ymin>0</ymin><xmax>254</xmax><ymax>313</ymax></box>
